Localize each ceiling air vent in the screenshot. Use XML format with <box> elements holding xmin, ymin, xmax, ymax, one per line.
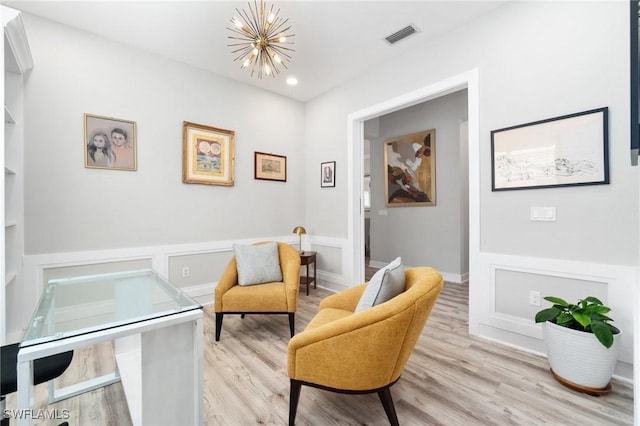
<box><xmin>384</xmin><ymin>24</ymin><xmax>419</xmax><ymax>45</ymax></box>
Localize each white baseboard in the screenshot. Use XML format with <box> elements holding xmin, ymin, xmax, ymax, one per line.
<box><xmin>368</xmin><ymin>259</ymin><xmax>468</xmax><ymax>284</ymax></box>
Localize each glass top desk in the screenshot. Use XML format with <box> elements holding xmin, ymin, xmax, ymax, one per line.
<box><xmin>16</xmin><ymin>269</ymin><xmax>204</xmax><ymax>426</ymax></box>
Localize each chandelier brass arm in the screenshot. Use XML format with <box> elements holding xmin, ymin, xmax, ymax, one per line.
<box><xmin>227</xmin><ymin>0</ymin><xmax>296</xmax><ymax>79</ymax></box>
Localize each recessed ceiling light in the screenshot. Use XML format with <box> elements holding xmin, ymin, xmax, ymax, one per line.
<box><xmin>286</xmin><ymin>77</ymin><xmax>298</xmax><ymax>86</ymax></box>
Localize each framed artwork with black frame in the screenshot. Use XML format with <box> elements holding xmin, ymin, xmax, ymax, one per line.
<box><xmin>254</xmin><ymin>152</ymin><xmax>287</xmax><ymax>182</ymax></box>
<box><xmin>631</xmin><ymin>0</ymin><xmax>639</xmax><ymax>165</ymax></box>
<box><xmin>321</xmin><ymin>161</ymin><xmax>335</xmax><ymax>187</ymax></box>
<box><xmin>491</xmin><ymin>107</ymin><xmax>609</xmax><ymax>191</ymax></box>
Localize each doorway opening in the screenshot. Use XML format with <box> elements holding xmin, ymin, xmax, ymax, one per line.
<box><xmin>362</xmin><ymin>92</ymin><xmax>469</xmax><ymax>282</ymax></box>
<box><xmin>346</xmin><ymin>70</ymin><xmax>480</xmax><ymax>318</ymax></box>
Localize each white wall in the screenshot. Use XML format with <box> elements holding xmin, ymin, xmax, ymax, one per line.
<box><xmin>367</xmin><ymin>90</ymin><xmax>468</xmax><ymax>279</ymax></box>
<box><xmin>8</xmin><ymin>14</ymin><xmax>306</xmax><ymax>338</ymax></box>
<box><xmin>22</xmin><ymin>14</ymin><xmax>305</xmax><ymax>255</ymax></box>
<box><xmin>303</xmin><ymin>1</ymin><xmax>637</xmax><ymax>378</ymax></box>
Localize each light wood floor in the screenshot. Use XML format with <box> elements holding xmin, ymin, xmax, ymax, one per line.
<box><xmin>7</xmin><ymin>282</ymin><xmax>634</xmax><ymax>425</ymax></box>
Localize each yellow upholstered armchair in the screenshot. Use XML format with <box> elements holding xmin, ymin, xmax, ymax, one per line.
<box><xmin>214</xmin><ymin>241</ymin><xmax>301</xmax><ymax>341</ymax></box>
<box><xmin>287</xmin><ymin>267</ymin><xmax>443</xmax><ymax>425</ymax></box>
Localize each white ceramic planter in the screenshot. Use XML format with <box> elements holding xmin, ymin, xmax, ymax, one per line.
<box><xmin>543</xmin><ymin>321</ymin><xmax>620</xmax><ymax>391</ymax></box>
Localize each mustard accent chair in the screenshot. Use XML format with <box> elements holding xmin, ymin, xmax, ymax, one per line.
<box><xmin>214</xmin><ymin>241</ymin><xmax>301</xmax><ymax>341</ymax></box>
<box><xmin>287</xmin><ymin>267</ymin><xmax>443</xmax><ymax>426</ymax></box>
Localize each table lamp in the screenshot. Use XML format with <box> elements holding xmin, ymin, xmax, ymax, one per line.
<box><xmin>292</xmin><ymin>226</ymin><xmax>306</xmax><ymax>254</ymax></box>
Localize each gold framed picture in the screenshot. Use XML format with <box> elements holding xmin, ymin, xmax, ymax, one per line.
<box><xmin>254</xmin><ymin>152</ymin><xmax>286</xmax><ymax>182</ymax></box>
<box><xmin>84</xmin><ymin>113</ymin><xmax>137</xmax><ymax>171</ymax></box>
<box><xmin>182</xmin><ymin>121</ymin><xmax>234</xmax><ymax>186</ymax></box>
<box><xmin>384</xmin><ymin>129</ymin><xmax>436</xmax><ymax>207</ymax></box>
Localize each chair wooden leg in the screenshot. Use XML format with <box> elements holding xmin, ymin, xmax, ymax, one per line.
<box><xmin>377</xmin><ymin>386</ymin><xmax>399</xmax><ymax>426</ymax></box>
<box><xmin>215</xmin><ymin>313</ymin><xmax>223</xmax><ymax>341</ymax></box>
<box><xmin>289</xmin><ymin>380</ymin><xmax>302</xmax><ymax>426</ymax></box>
<box><xmin>288</xmin><ymin>313</ymin><xmax>295</xmax><ymax>337</ymax></box>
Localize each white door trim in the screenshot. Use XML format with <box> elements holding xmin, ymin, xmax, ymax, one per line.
<box><xmin>346</xmin><ymin>70</ymin><xmax>480</xmax><ymax>325</ymax></box>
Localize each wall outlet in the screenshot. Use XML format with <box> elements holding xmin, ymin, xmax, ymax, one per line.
<box><xmin>182</xmin><ymin>266</ymin><xmax>190</xmax><ymax>278</ymax></box>
<box><xmin>529</xmin><ymin>290</ymin><xmax>541</xmax><ymax>306</ymax></box>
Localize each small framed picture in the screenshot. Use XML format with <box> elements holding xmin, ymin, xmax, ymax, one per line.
<box><xmin>182</xmin><ymin>121</ymin><xmax>235</xmax><ymax>186</ymax></box>
<box><xmin>84</xmin><ymin>113</ymin><xmax>137</xmax><ymax>171</ymax></box>
<box><xmin>254</xmin><ymin>152</ymin><xmax>287</xmax><ymax>182</ymax></box>
<box><xmin>321</xmin><ymin>161</ymin><xmax>335</xmax><ymax>187</ymax></box>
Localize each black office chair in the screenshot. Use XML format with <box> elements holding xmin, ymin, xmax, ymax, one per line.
<box><xmin>1</xmin><ymin>343</ymin><xmax>73</xmax><ymax>426</ymax></box>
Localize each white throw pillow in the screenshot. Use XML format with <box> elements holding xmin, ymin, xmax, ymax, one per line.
<box><xmin>233</xmin><ymin>242</ymin><xmax>283</xmax><ymax>286</ymax></box>
<box><xmin>355</xmin><ymin>257</ymin><xmax>405</xmax><ymax>312</ymax></box>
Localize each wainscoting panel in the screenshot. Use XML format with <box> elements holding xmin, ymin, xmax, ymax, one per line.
<box><xmin>494</xmin><ymin>268</ymin><xmax>607</xmax><ymax>321</ymax></box>
<box><xmin>16</xmin><ymin>235</ymin><xmax>352</xmax><ymax>342</ymax></box>
<box><xmin>43</xmin><ymin>259</ymin><xmax>153</xmax><ymax>282</ymax></box>
<box><xmin>472</xmin><ymin>252</ymin><xmax>637</xmax><ymax>382</ymax></box>
<box><xmin>168</xmin><ymin>250</ymin><xmax>233</xmax><ymax>289</ymax></box>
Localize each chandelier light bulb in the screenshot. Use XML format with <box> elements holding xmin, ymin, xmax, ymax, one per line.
<box><xmin>227</xmin><ymin>0</ymin><xmax>295</xmax><ymax>79</ymax></box>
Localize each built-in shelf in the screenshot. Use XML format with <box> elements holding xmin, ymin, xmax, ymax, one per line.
<box><xmin>0</xmin><ymin>2</ymin><xmax>33</xmax><ymax>345</ymax></box>
<box><xmin>4</xmin><ymin>105</ymin><xmax>15</xmax><ymax>124</ymax></box>
<box><xmin>5</xmin><ymin>272</ymin><xmax>16</xmax><ymax>287</ymax></box>
<box><xmin>3</xmin><ymin>5</ymin><xmax>32</xmax><ymax>342</ymax></box>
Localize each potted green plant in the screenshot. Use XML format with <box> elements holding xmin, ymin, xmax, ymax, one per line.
<box><xmin>535</xmin><ymin>296</ymin><xmax>620</xmax><ymax>395</ymax></box>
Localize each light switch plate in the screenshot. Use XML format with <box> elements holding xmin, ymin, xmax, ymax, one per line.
<box><xmin>530</xmin><ymin>206</ymin><xmax>556</xmax><ymax>221</ymax></box>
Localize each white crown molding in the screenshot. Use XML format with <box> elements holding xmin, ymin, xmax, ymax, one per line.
<box><xmin>3</xmin><ymin>6</ymin><xmax>34</xmax><ymax>74</ymax></box>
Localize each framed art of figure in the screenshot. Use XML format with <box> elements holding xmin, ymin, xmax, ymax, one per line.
<box><xmin>321</xmin><ymin>161</ymin><xmax>335</xmax><ymax>187</ymax></box>
<box><xmin>84</xmin><ymin>113</ymin><xmax>137</xmax><ymax>171</ymax></box>
<box><xmin>491</xmin><ymin>107</ymin><xmax>609</xmax><ymax>191</ymax></box>
<box><xmin>182</xmin><ymin>121</ymin><xmax>235</xmax><ymax>186</ymax></box>
<box><xmin>254</xmin><ymin>152</ymin><xmax>286</xmax><ymax>182</ymax></box>
<box><xmin>384</xmin><ymin>129</ymin><xmax>436</xmax><ymax>207</ymax></box>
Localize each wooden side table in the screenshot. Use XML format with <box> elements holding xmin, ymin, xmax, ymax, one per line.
<box><xmin>299</xmin><ymin>251</ymin><xmax>317</xmax><ymax>296</ymax></box>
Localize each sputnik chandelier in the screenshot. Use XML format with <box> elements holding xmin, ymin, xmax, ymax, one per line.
<box><xmin>228</xmin><ymin>0</ymin><xmax>295</xmax><ymax>79</ymax></box>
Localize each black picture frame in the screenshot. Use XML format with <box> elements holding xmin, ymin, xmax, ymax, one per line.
<box><xmin>490</xmin><ymin>107</ymin><xmax>609</xmax><ymax>191</ymax></box>
<box><xmin>321</xmin><ymin>161</ymin><xmax>335</xmax><ymax>187</ymax></box>
<box><xmin>631</xmin><ymin>0</ymin><xmax>639</xmax><ymax>165</ymax></box>
<box><xmin>254</xmin><ymin>152</ymin><xmax>287</xmax><ymax>182</ymax></box>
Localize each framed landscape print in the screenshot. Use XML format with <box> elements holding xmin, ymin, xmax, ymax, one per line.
<box><xmin>182</xmin><ymin>121</ymin><xmax>235</xmax><ymax>186</ymax></box>
<box><xmin>321</xmin><ymin>161</ymin><xmax>335</xmax><ymax>187</ymax></box>
<box><xmin>84</xmin><ymin>113</ymin><xmax>137</xmax><ymax>171</ymax></box>
<box><xmin>384</xmin><ymin>129</ymin><xmax>436</xmax><ymax>207</ymax></box>
<box><xmin>491</xmin><ymin>107</ymin><xmax>609</xmax><ymax>191</ymax></box>
<box><xmin>254</xmin><ymin>152</ymin><xmax>286</xmax><ymax>182</ymax></box>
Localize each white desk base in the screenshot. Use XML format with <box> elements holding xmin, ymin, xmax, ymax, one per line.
<box><xmin>17</xmin><ymin>310</ymin><xmax>203</xmax><ymax>426</ymax></box>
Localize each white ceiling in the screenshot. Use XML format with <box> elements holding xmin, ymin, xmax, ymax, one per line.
<box><xmin>5</xmin><ymin>1</ymin><xmax>507</xmax><ymax>102</ymax></box>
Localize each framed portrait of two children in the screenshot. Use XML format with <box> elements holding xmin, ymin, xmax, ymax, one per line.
<box><xmin>84</xmin><ymin>113</ymin><xmax>137</xmax><ymax>171</ymax></box>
